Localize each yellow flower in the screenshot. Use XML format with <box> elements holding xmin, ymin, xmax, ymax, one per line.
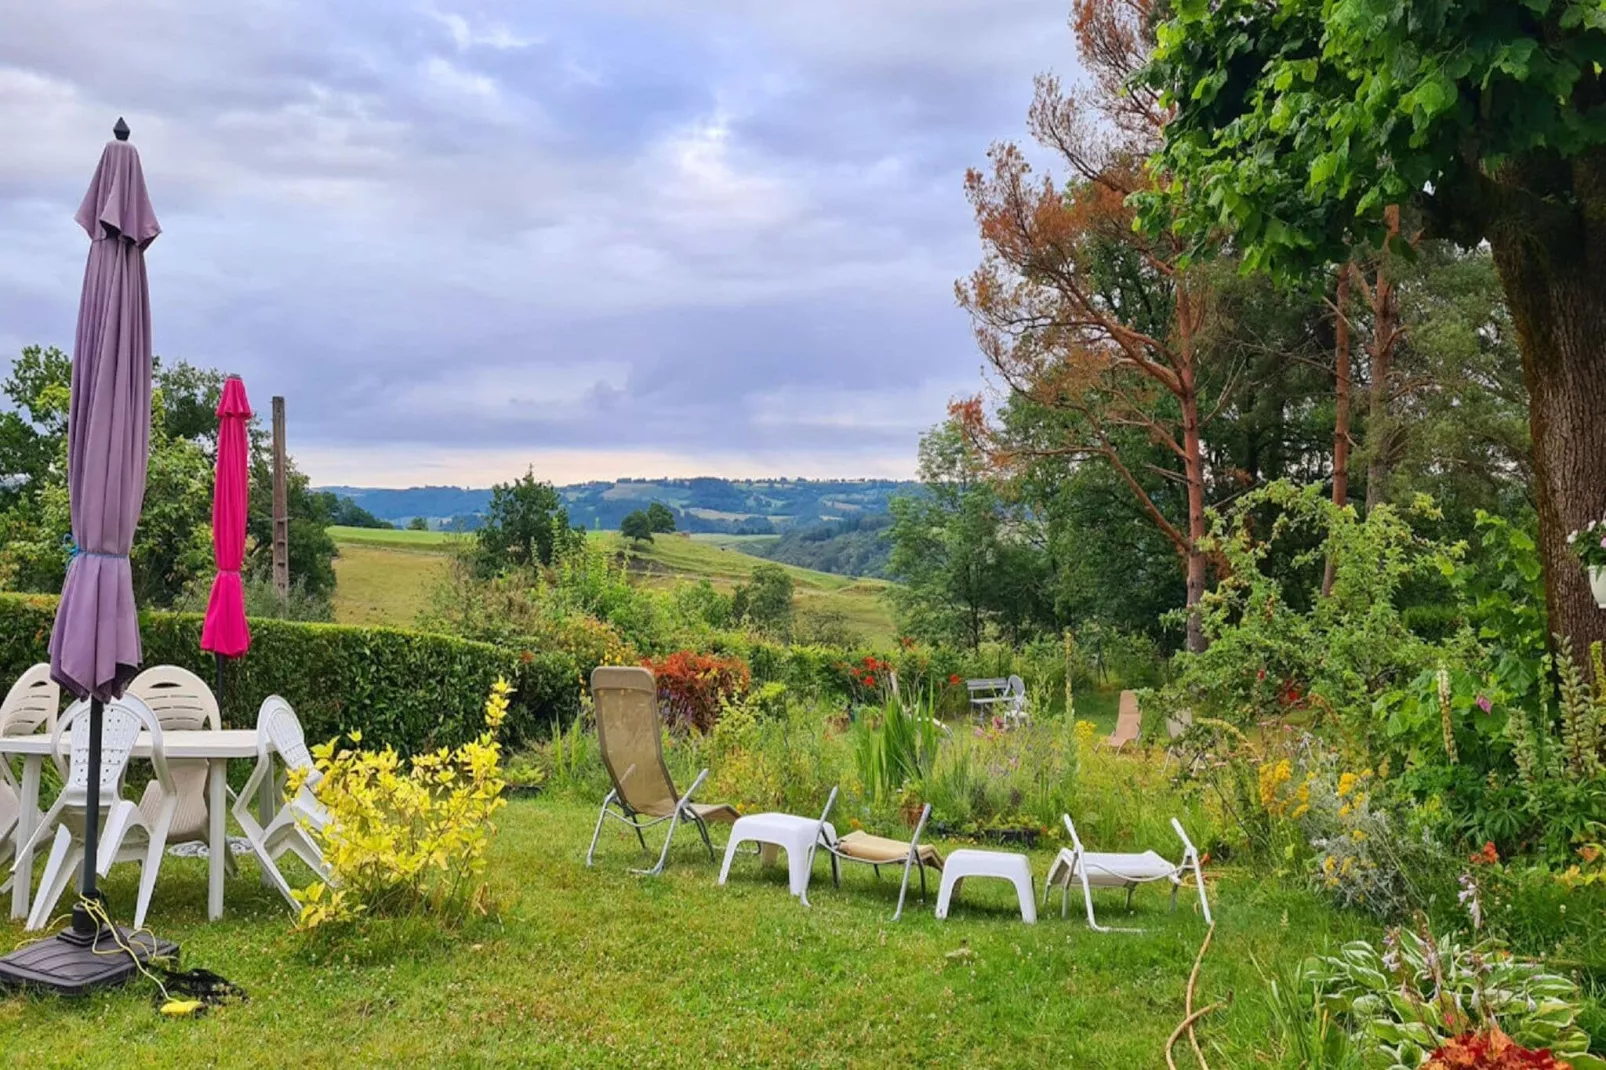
<box><xmin>1336</xmin><ymin>772</ymin><xmax>1358</xmax><ymax>798</ymax></box>
<box><xmin>1351</xmin><ymin>829</ymin><xmax>1367</xmax><ymax>842</ymax></box>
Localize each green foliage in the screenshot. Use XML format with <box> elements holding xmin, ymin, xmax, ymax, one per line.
<box><xmin>619</xmin><ymin>510</ymin><xmax>654</xmax><ymax>545</ymax></box>
<box><xmin>730</xmin><ymin>562</ymin><xmax>795</xmax><ymax>639</ymax></box>
<box><xmin>1140</xmin><ymin>0</ymin><xmax>1606</xmax><ymax>277</ymax></box>
<box><xmin>1301</xmin><ymin>930</ymin><xmax>1605</xmax><ymax>1069</ymax></box>
<box><xmin>852</xmin><ymin>690</ymin><xmax>942</xmax><ymax>807</ymax></box>
<box><xmin>644</xmin><ymin>501</ymin><xmax>676</xmax><ymax>534</ymax></box>
<box><xmin>474</xmin><ymin>468</ymin><xmax>582</xmax><ymax>574</ymax></box>
<box><xmin>0</xmin><ymin>592</ymin><xmax>580</xmax><ymax>753</ymax></box>
<box><xmin>1164</xmin><ymin>482</ymin><xmax>1468</xmax><ymax>737</ymax></box>
<box><xmin>406</xmin><ymin>516</ymin><xmax>430</xmax><ymax>532</ymax></box>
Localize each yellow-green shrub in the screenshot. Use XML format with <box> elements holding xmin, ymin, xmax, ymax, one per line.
<box><xmin>290</xmin><ymin>678</ymin><xmax>512</xmax><ymax>932</ymax></box>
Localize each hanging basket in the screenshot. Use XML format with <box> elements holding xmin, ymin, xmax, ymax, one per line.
<box><xmin>1590</xmin><ymin>565</ymin><xmax>1606</xmax><ymax>609</ymax></box>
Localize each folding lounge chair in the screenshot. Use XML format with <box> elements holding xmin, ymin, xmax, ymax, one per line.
<box><xmin>1101</xmin><ymin>690</ymin><xmax>1142</xmax><ymax>749</ymax></box>
<box><xmin>816</xmin><ymin>802</ymin><xmax>943</xmax><ymax>920</ymax></box>
<box><xmin>1043</xmin><ymin>813</ymin><xmax>1211</xmax><ymax>932</ymax></box>
<box><xmin>585</xmin><ymin>666</ymin><xmax>739</xmax><ymax>875</ymax></box>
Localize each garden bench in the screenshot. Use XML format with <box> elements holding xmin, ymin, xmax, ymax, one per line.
<box><xmin>965</xmin><ymin>676</ymin><xmax>1028</xmax><ymax>725</ymax></box>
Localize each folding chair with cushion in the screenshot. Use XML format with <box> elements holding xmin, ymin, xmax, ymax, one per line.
<box><xmin>816</xmin><ymin>803</ymin><xmax>944</xmax><ymax>920</ymax></box>
<box><xmin>232</xmin><ymin>696</ymin><xmax>330</xmax><ymax>907</ymax></box>
<box><xmin>128</xmin><ymin>666</ymin><xmax>225</xmax><ymax>860</ymax></box>
<box><xmin>1043</xmin><ymin>813</ymin><xmax>1211</xmax><ymax>932</ymax></box>
<box><xmin>585</xmin><ymin>666</ymin><xmax>739</xmax><ymax>875</ymax></box>
<box><xmin>16</xmin><ymin>696</ymin><xmax>178</xmax><ymax>931</ymax></box>
<box><xmin>1</xmin><ymin>664</ymin><xmax>60</xmax><ymax>894</ymax></box>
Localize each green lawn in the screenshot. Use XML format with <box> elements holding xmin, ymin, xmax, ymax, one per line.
<box><xmin>326</xmin><ymin>525</ymin><xmax>459</xmax><ymax>550</ymax></box>
<box><xmin>330</xmin><ymin>541</ymin><xmax>450</xmax><ymax>628</ymax></box>
<box><xmin>0</xmin><ymin>798</ymin><xmax>1369</xmax><ymax>1067</ymax></box>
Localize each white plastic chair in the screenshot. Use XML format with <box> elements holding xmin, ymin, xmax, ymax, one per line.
<box><xmin>232</xmin><ymin>696</ymin><xmax>329</xmax><ymax>906</ymax></box>
<box><xmin>1</xmin><ymin>665</ymin><xmax>60</xmax><ymax>893</ymax></box>
<box><xmin>127</xmin><ymin>666</ymin><xmax>223</xmax><ymax>855</ymax></box>
<box><xmin>1043</xmin><ymin>813</ymin><xmax>1211</xmax><ymax>932</ymax></box>
<box><xmin>14</xmin><ymin>696</ymin><xmax>178</xmax><ymax>931</ymax></box>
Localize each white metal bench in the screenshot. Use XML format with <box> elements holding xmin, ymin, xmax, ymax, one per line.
<box><xmin>965</xmin><ymin>676</ymin><xmax>1028</xmax><ymax>725</ymax></box>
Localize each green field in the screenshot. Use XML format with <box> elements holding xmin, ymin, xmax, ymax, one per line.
<box><xmin>327</xmin><ymin>527</ymin><xmax>898</xmax><ymax>643</ymax></box>
<box><xmin>0</xmin><ymin>798</ymin><xmax>1369</xmax><ymax>1067</ymax></box>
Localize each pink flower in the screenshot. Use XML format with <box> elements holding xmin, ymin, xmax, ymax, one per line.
<box><xmin>1475</xmin><ymin>694</ymin><xmax>1492</xmax><ymax>714</ymax></box>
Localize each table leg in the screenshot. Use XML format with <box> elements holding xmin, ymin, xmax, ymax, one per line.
<box><xmin>10</xmin><ymin>756</ymin><xmax>41</xmax><ymax>921</ymax></box>
<box><xmin>208</xmin><ymin>757</ymin><xmax>226</xmax><ymax>920</ymax></box>
<box><xmin>257</xmin><ymin>758</ymin><xmax>275</xmax><ymax>887</ymax></box>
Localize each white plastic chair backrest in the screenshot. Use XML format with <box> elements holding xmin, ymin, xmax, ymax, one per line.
<box><xmin>1008</xmin><ymin>675</ymin><xmax>1025</xmax><ymax>697</ymax></box>
<box><xmin>1</xmin><ymin>664</ymin><xmax>59</xmax><ymax>738</ymax></box>
<box><xmin>258</xmin><ymin>696</ymin><xmax>312</xmax><ymax>769</ymax></box>
<box><xmin>54</xmin><ymin>697</ymin><xmax>166</xmax><ymax>807</ymax></box>
<box><xmin>128</xmin><ymin>665</ymin><xmax>219</xmax><ymax>733</ymax></box>
<box><xmin>1061</xmin><ymin>812</ymin><xmax>1086</xmax><ymax>854</ymax></box>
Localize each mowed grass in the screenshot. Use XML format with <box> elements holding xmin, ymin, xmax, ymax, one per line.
<box><xmin>330</xmin><ymin>539</ymin><xmax>450</xmax><ymax>628</ymax></box>
<box><xmin>592</xmin><ymin>531</ymin><xmax>898</xmax><ymax>645</ymax></box>
<box><xmin>0</xmin><ymin>798</ymin><xmax>1372</xmax><ymax>1068</ymax></box>
<box><xmin>326</xmin><ymin>526</ymin><xmax>899</xmax><ymax>644</ymax></box>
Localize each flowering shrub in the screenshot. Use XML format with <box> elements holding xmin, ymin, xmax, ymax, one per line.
<box><xmin>644</xmin><ymin>650</ymin><xmax>750</xmax><ymax>733</ymax></box>
<box><xmin>1565</xmin><ymin>516</ymin><xmax>1606</xmax><ymax>569</ymax></box>
<box><xmin>290</xmin><ymin>678</ymin><xmax>512</xmax><ymax>932</ymax></box>
<box><xmin>1305</xmin><ymin>928</ymin><xmax>1603</xmax><ymax>1069</ymax></box>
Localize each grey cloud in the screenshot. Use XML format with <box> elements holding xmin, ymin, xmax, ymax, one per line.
<box><xmin>0</xmin><ymin>0</ymin><xmax>1072</xmax><ymax>483</ymax></box>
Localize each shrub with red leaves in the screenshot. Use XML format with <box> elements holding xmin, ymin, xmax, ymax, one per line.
<box><xmin>1426</xmin><ymin>1028</ymin><xmax>1570</xmax><ymax>1070</ymax></box>
<box><xmin>643</xmin><ymin>651</ymin><xmax>750</xmax><ymax>734</ymax></box>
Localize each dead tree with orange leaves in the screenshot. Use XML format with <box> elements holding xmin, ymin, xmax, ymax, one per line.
<box><xmin>956</xmin><ymin>0</ymin><xmax>1220</xmax><ymax>652</ymax></box>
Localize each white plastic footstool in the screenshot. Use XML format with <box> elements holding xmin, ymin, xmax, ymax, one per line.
<box><xmin>935</xmin><ymin>848</ymin><xmax>1038</xmax><ymax>923</ymax></box>
<box><xmin>718</xmin><ymin>812</ymin><xmax>837</xmax><ymax>902</ymax></box>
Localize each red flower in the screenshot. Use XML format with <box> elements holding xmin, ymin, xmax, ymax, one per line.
<box><xmin>948</xmin><ymin>674</ymin><xmax>963</xmax><ymax>686</ymax></box>
<box><xmin>1256</xmin><ymin>668</ymin><xmax>1267</xmax><ymax>682</ymax></box>
<box><xmin>1470</xmin><ymin>841</ymin><xmax>1499</xmax><ymax>866</ymax></box>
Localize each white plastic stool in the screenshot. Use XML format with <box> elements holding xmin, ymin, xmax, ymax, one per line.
<box><xmin>935</xmin><ymin>848</ymin><xmax>1038</xmax><ymax>923</ymax></box>
<box><xmin>718</xmin><ymin>791</ymin><xmax>838</xmax><ymax>906</ymax></box>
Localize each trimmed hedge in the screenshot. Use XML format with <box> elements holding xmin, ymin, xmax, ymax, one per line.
<box><xmin>0</xmin><ymin>593</ymin><xmax>581</xmax><ymax>754</ymax></box>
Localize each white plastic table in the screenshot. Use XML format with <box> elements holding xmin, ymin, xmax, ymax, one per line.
<box><xmin>1</xmin><ymin>729</ymin><xmax>264</xmax><ymax>923</ymax></box>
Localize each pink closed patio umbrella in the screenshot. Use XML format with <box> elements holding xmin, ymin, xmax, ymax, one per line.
<box><xmin>201</xmin><ymin>376</ymin><xmax>252</xmax><ymax>691</ymax></box>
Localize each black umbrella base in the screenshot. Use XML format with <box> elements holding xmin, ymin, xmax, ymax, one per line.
<box><xmin>0</xmin><ymin>924</ymin><xmax>179</xmax><ymax>997</ymax></box>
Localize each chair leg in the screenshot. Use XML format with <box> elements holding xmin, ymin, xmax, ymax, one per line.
<box><xmin>636</xmin><ymin>807</ymin><xmax>682</xmax><ymax>876</ymax></box>
<box><xmin>717</xmin><ymin>832</ymin><xmax>744</xmax><ymax>886</ymax></box>
<box><xmin>919</xmin><ymin>863</ymin><xmax>928</xmax><ymax>904</ymax></box>
<box><xmin>692</xmin><ymin>814</ymin><xmax>715</xmax><ymax>862</ymax></box>
<box><xmin>831</xmin><ymin>852</ymin><xmax>841</xmax><ymax>889</ymax></box>
<box><xmin>894</xmin><ymin>855</ymin><xmax>916</xmax><ymax>921</ymax></box>
<box><xmin>631</xmin><ymin>818</ymin><xmax>649</xmax><ymax>852</ymax></box>
<box><xmin>134</xmin><ymin>837</ymin><xmax>165</xmax><ymax>930</ymax></box>
<box><xmin>27</xmin><ymin>830</ymin><xmax>79</xmax><ymax>932</ymax></box>
<box><xmin>586</xmin><ymin>790</ymin><xmax>616</xmax><ymax>867</ymax></box>
<box><xmin>1125</xmin><ymin>884</ymin><xmax>1136</xmax><ymax>912</ymax></box>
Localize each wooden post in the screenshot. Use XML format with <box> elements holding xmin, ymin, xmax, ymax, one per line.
<box><xmin>271</xmin><ymin>396</ymin><xmax>289</xmax><ymax>598</ymax></box>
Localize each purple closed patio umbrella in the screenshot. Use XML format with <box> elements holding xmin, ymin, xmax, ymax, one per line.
<box><xmin>49</xmin><ymin>119</ymin><xmax>159</xmax><ymax>704</ymax></box>
<box><xmin>0</xmin><ymin>119</ymin><xmax>179</xmax><ymax>991</ymax></box>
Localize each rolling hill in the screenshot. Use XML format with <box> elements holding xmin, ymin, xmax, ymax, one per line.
<box><xmin>319</xmin><ymin>477</ymin><xmax>914</xmax><ymax>536</ymax></box>
<box><xmin>327</xmin><ymin>525</ymin><xmax>898</xmax><ymax>643</ymax></box>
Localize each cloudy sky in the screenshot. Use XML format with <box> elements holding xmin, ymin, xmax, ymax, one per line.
<box><xmin>0</xmin><ymin>1</ymin><xmax>1074</xmax><ymax>487</ymax></box>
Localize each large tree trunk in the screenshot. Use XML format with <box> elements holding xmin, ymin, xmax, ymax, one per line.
<box><xmin>1489</xmin><ymin>227</ymin><xmax>1606</xmax><ymax>667</ymax></box>
<box><xmin>1324</xmin><ymin>265</ymin><xmax>1354</xmax><ymax>596</ymax></box>
<box><xmin>1364</xmin><ymin>207</ymin><xmax>1403</xmax><ymax>513</ymax></box>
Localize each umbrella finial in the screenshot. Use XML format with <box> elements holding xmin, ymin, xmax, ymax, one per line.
<box><xmin>113</xmin><ymin>117</ymin><xmax>130</xmax><ymax>141</ymax></box>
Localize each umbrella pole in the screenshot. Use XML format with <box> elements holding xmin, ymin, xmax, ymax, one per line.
<box><xmin>72</xmin><ymin>697</ymin><xmax>105</xmax><ymax>935</ymax></box>
<box><xmin>215</xmin><ymin>652</ymin><xmax>225</xmax><ymax>709</ymax></box>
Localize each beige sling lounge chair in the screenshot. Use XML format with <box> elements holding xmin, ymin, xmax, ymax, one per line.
<box><xmin>586</xmin><ymin>666</ymin><xmax>739</xmax><ymax>875</ymax></box>
<box><xmin>1101</xmin><ymin>690</ymin><xmax>1142</xmax><ymax>750</ymax></box>
<box><xmin>817</xmin><ymin>802</ymin><xmax>943</xmax><ymax>920</ymax></box>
